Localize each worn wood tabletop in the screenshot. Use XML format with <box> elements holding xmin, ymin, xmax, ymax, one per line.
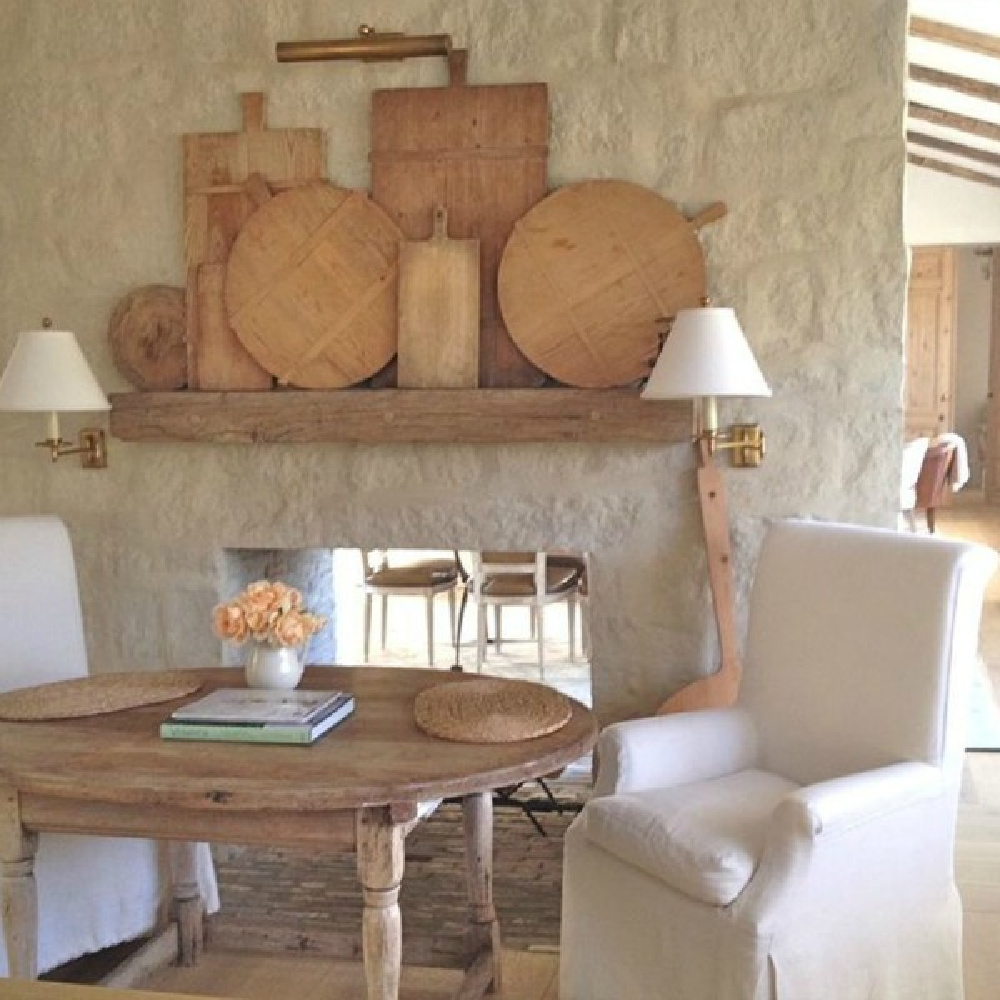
<box><xmin>0</xmin><ymin>666</ymin><xmax>596</xmax><ymax>812</ymax></box>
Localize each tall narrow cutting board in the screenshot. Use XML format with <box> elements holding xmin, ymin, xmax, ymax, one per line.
<box><xmin>398</xmin><ymin>207</ymin><xmax>480</xmax><ymax>388</ymax></box>
<box><xmin>371</xmin><ymin>79</ymin><xmax>549</xmax><ymax>388</ymax></box>
<box><xmin>183</xmin><ymin>92</ymin><xmax>325</xmax><ymax>389</ymax></box>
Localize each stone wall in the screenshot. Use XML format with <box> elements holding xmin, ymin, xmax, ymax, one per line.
<box><xmin>0</xmin><ymin>0</ymin><xmax>907</xmax><ymax>723</ymax></box>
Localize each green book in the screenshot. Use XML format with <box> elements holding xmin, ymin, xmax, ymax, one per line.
<box><xmin>160</xmin><ymin>692</ymin><xmax>354</xmax><ymax>745</ymax></box>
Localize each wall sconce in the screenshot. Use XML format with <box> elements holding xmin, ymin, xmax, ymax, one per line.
<box><xmin>641</xmin><ymin>305</ymin><xmax>770</xmax><ymax>716</ymax></box>
<box><xmin>0</xmin><ymin>320</ymin><xmax>110</xmax><ymax>468</ymax></box>
<box><xmin>641</xmin><ymin>306</ymin><xmax>771</xmax><ymax>466</ymax></box>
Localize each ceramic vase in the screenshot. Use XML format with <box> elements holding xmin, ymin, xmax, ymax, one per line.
<box><xmin>244</xmin><ymin>641</ymin><xmax>304</xmax><ymax>690</ymax></box>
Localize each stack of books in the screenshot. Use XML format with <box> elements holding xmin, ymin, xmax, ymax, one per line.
<box><xmin>160</xmin><ymin>688</ymin><xmax>355</xmax><ymax>744</ymax></box>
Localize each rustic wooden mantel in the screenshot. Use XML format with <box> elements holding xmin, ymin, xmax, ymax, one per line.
<box><xmin>108</xmin><ymin>389</ymin><xmax>691</xmax><ymax>445</ymax></box>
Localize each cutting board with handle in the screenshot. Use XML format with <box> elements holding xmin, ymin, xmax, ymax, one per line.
<box><xmin>183</xmin><ymin>92</ymin><xmax>325</xmax><ymax>389</ymax></box>
<box><xmin>371</xmin><ymin>73</ymin><xmax>549</xmax><ymax>388</ymax></box>
<box><xmin>397</xmin><ymin>206</ymin><xmax>480</xmax><ymax>388</ymax></box>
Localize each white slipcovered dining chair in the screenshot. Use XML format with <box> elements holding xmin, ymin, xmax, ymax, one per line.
<box><xmin>0</xmin><ymin>515</ymin><xmax>218</xmax><ymax>977</ymax></box>
<box><xmin>561</xmin><ymin>518</ymin><xmax>997</xmax><ymax>1000</ymax></box>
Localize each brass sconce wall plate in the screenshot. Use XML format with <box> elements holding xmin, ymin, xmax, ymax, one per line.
<box><xmin>729</xmin><ymin>424</ymin><xmax>765</xmax><ymax>468</ymax></box>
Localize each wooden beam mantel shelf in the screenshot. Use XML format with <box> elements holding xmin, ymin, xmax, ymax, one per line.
<box><xmin>109</xmin><ymin>389</ymin><xmax>690</xmax><ymax>445</ymax></box>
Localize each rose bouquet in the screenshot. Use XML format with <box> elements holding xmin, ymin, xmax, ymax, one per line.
<box><xmin>213</xmin><ymin>580</ymin><xmax>326</xmax><ymax>649</ymax></box>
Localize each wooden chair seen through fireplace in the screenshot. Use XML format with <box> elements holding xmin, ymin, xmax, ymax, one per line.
<box><xmin>361</xmin><ymin>550</ymin><xmax>461</xmax><ymax>667</ymax></box>
<box><xmin>472</xmin><ymin>551</ymin><xmax>584</xmax><ymax>680</ymax></box>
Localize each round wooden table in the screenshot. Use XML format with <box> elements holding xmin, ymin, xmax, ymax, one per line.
<box><xmin>0</xmin><ymin>667</ymin><xmax>597</xmax><ymax>1000</ymax></box>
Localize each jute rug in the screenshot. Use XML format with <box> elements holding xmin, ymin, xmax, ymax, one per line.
<box><xmin>208</xmin><ymin>779</ymin><xmax>588</xmax><ymax>967</ymax></box>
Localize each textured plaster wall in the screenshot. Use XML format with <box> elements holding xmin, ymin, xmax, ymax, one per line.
<box><xmin>0</xmin><ymin>0</ymin><xmax>907</xmax><ymax>723</ymax></box>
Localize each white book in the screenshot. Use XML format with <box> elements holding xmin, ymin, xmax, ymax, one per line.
<box><xmin>170</xmin><ymin>688</ymin><xmax>352</xmax><ymax>726</ymax></box>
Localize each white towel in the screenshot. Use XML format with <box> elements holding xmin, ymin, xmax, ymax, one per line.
<box><xmin>933</xmin><ymin>432</ymin><xmax>970</xmax><ymax>491</ymax></box>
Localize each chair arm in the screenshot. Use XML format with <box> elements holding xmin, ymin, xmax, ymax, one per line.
<box><xmin>592</xmin><ymin>707</ymin><xmax>758</xmax><ymax>797</ymax></box>
<box><xmin>782</xmin><ymin>761</ymin><xmax>945</xmax><ymax>836</ymax></box>
<box><xmin>734</xmin><ymin>762</ymin><xmax>947</xmax><ymax>926</ymax></box>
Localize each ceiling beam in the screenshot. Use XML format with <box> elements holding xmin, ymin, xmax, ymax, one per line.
<box><xmin>907</xmin><ymin>152</ymin><xmax>1000</xmax><ymax>189</ymax></box>
<box><xmin>909</xmin><ymin>101</ymin><xmax>1000</xmax><ymax>144</ymax></box>
<box><xmin>909</xmin><ymin>64</ymin><xmax>1000</xmax><ymax>105</ymax></box>
<box><xmin>906</xmin><ymin>130</ymin><xmax>1000</xmax><ymax>171</ymax></box>
<box><xmin>910</xmin><ymin>16</ymin><xmax>1000</xmax><ymax>60</ymax></box>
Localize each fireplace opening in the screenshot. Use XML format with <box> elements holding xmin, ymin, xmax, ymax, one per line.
<box><xmin>218</xmin><ymin>547</ymin><xmax>592</xmax><ymax>706</ymax></box>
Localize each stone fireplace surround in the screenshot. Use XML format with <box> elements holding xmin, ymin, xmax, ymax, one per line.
<box><xmin>62</xmin><ymin>437</ymin><xmax>758</xmax><ymax>727</ymax></box>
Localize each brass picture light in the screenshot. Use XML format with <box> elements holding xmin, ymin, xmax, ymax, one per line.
<box><xmin>277</xmin><ymin>24</ymin><xmax>452</xmax><ymax>64</ymax></box>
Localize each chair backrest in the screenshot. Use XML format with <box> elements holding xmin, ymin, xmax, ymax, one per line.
<box><xmin>900</xmin><ymin>437</ymin><xmax>930</xmax><ymax>511</ymax></box>
<box><xmin>740</xmin><ymin>518</ymin><xmax>997</xmax><ymax>787</ymax></box>
<box><xmin>477</xmin><ymin>551</ymin><xmax>547</xmax><ymax>596</ymax></box>
<box><xmin>0</xmin><ymin>515</ymin><xmax>89</xmax><ymax>690</ymax></box>
<box><xmin>915</xmin><ymin>442</ymin><xmax>957</xmax><ymax>511</ymax></box>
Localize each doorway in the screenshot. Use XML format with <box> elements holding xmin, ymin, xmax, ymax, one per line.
<box><xmin>906</xmin><ymin>244</ymin><xmax>996</xmax><ymax>497</ymax></box>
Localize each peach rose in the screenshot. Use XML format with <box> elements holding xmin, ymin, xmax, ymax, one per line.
<box><xmin>302</xmin><ymin>612</ymin><xmax>326</xmax><ymax>637</ymax></box>
<box><xmin>212</xmin><ymin>603</ymin><xmax>247</xmax><ymax>642</ymax></box>
<box><xmin>240</xmin><ymin>580</ymin><xmax>279</xmax><ymax>616</ymax></box>
<box><xmin>273</xmin><ymin>610</ymin><xmax>308</xmax><ymax>647</ymax></box>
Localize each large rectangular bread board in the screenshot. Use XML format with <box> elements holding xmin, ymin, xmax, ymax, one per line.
<box><xmin>371</xmin><ymin>80</ymin><xmax>549</xmax><ymax>388</ymax></box>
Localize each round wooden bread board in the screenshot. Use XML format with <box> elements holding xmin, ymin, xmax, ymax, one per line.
<box><xmin>0</xmin><ymin>671</ymin><xmax>202</xmax><ymax>721</ymax></box>
<box><xmin>497</xmin><ymin>179</ymin><xmax>708</xmax><ymax>388</ymax></box>
<box><xmin>108</xmin><ymin>284</ymin><xmax>187</xmax><ymax>390</ymax></box>
<box><xmin>413</xmin><ymin>677</ymin><xmax>573</xmax><ymax>743</ymax></box>
<box><xmin>225</xmin><ymin>181</ymin><xmax>403</xmax><ymax>388</ymax></box>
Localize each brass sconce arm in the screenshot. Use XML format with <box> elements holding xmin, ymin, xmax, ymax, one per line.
<box><xmin>35</xmin><ymin>428</ymin><xmax>107</xmax><ymax>469</ymax></box>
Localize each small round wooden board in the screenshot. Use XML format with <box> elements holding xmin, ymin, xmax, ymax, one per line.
<box><xmin>108</xmin><ymin>284</ymin><xmax>187</xmax><ymax>390</ymax></box>
<box><xmin>0</xmin><ymin>671</ymin><xmax>202</xmax><ymax>721</ymax></box>
<box><xmin>497</xmin><ymin>179</ymin><xmax>708</xmax><ymax>388</ymax></box>
<box><xmin>414</xmin><ymin>677</ymin><xmax>573</xmax><ymax>743</ymax></box>
<box><xmin>225</xmin><ymin>180</ymin><xmax>403</xmax><ymax>388</ymax></box>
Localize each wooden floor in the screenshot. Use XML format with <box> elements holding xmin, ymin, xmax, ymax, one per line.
<box><xmin>137</xmin><ymin>503</ymin><xmax>1000</xmax><ymax>999</ymax></box>
<box><xmin>139</xmin><ymin>948</ymin><xmax>558</xmax><ymax>999</ymax></box>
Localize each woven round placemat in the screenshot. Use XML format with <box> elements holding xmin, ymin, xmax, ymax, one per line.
<box><xmin>0</xmin><ymin>671</ymin><xmax>203</xmax><ymax>721</ymax></box>
<box><xmin>414</xmin><ymin>678</ymin><xmax>573</xmax><ymax>743</ymax></box>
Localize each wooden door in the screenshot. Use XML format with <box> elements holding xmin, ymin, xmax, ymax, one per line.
<box><xmin>906</xmin><ymin>247</ymin><xmax>956</xmax><ymax>439</ymax></box>
<box><xmin>987</xmin><ymin>249</ymin><xmax>1000</xmax><ymax>502</ymax></box>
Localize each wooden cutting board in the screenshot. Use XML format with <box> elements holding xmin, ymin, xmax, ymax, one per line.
<box><xmin>371</xmin><ymin>77</ymin><xmax>549</xmax><ymax>388</ymax></box>
<box><xmin>397</xmin><ymin>206</ymin><xmax>480</xmax><ymax>388</ymax></box>
<box><xmin>225</xmin><ymin>180</ymin><xmax>403</xmax><ymax>389</ymax></box>
<box><xmin>497</xmin><ymin>180</ymin><xmax>712</xmax><ymax>388</ymax></box>
<box><xmin>183</xmin><ymin>92</ymin><xmax>325</xmax><ymax>389</ymax></box>
<box><xmin>108</xmin><ymin>284</ymin><xmax>187</xmax><ymax>390</ymax></box>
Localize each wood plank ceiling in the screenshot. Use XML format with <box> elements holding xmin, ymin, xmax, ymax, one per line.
<box><xmin>908</xmin><ymin>13</ymin><xmax>1000</xmax><ymax>189</ymax></box>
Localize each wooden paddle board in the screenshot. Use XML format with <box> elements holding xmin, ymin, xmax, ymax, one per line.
<box><xmin>183</xmin><ymin>92</ymin><xmax>324</xmax><ymax>389</ymax></box>
<box><xmin>397</xmin><ymin>206</ymin><xmax>480</xmax><ymax>388</ymax></box>
<box><xmin>225</xmin><ymin>181</ymin><xmax>402</xmax><ymax>389</ymax></box>
<box><xmin>498</xmin><ymin>180</ymin><xmax>711</xmax><ymax>388</ymax></box>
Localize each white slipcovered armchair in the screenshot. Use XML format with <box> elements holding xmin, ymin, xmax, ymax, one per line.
<box><xmin>561</xmin><ymin>518</ymin><xmax>997</xmax><ymax>1000</ymax></box>
<box><xmin>0</xmin><ymin>515</ymin><xmax>218</xmax><ymax>977</ymax></box>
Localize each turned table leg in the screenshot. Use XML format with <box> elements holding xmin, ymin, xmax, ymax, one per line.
<box><xmin>0</xmin><ymin>787</ymin><xmax>38</xmax><ymax>979</ymax></box>
<box><xmin>357</xmin><ymin>806</ymin><xmax>406</xmax><ymax>1000</ymax></box>
<box><xmin>461</xmin><ymin>790</ymin><xmax>502</xmax><ymax>997</ymax></box>
<box><xmin>168</xmin><ymin>841</ymin><xmax>205</xmax><ymax>966</ymax></box>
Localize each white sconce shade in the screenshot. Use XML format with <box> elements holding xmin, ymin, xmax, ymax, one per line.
<box><xmin>0</xmin><ymin>328</ymin><xmax>110</xmax><ymax>413</ymax></box>
<box><xmin>640</xmin><ymin>307</ymin><xmax>771</xmax><ymax>400</ymax></box>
